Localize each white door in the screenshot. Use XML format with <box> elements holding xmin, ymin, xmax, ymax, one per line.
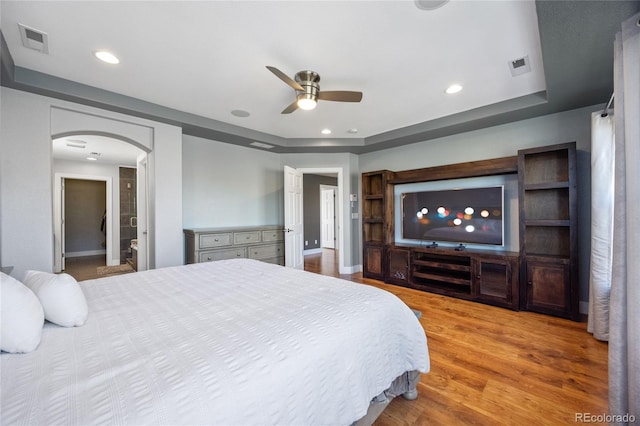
<box><xmin>284</xmin><ymin>166</ymin><xmax>304</xmax><ymax>269</ymax></box>
<box><xmin>136</xmin><ymin>155</ymin><xmax>148</xmax><ymax>271</ymax></box>
<box><xmin>320</xmin><ymin>186</ymin><xmax>336</xmax><ymax>249</ymax></box>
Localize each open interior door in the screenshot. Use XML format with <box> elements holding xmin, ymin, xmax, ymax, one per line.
<box><xmin>284</xmin><ymin>166</ymin><xmax>304</xmax><ymax>269</ymax></box>
<box><xmin>136</xmin><ymin>154</ymin><xmax>148</xmax><ymax>271</ymax></box>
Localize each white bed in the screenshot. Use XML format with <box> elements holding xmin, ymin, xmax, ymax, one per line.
<box><xmin>1</xmin><ymin>259</ymin><xmax>429</xmax><ymax>425</ymax></box>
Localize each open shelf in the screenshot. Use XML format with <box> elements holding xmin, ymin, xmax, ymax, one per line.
<box><xmin>362</xmin><ymin>173</ymin><xmax>384</xmax><ymax>197</ymax></box>
<box><xmin>363</xmin><ymin>197</ymin><xmax>384</xmax><ymax>220</ymax></box>
<box><xmin>412</xmin><ymin>251</ymin><xmax>472</xmax><ymax>293</ymax></box>
<box><xmin>522</xmin><ymin>149</ymin><xmax>569</xmax><ymax>186</ymax></box>
<box><xmin>523</xmin><ymin>188</ymin><xmax>570</xmax><ymax>220</ymax></box>
<box><xmin>363</xmin><ymin>222</ymin><xmax>384</xmax><ymax>243</ymax></box>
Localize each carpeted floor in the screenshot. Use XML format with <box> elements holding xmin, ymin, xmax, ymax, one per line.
<box><xmin>96</xmin><ymin>264</ymin><xmax>135</xmax><ymax>277</ymax></box>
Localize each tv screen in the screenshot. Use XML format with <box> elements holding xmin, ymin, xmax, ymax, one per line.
<box><xmin>401</xmin><ymin>186</ymin><xmax>504</xmax><ymax>246</ymax></box>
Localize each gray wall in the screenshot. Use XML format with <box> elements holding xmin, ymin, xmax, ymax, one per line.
<box><xmin>360</xmin><ymin>104</ymin><xmax>600</xmax><ymax>312</ymax></box>
<box><xmin>182</xmin><ymin>135</ymin><xmax>283</xmax><ymax>229</ymax></box>
<box><xmin>303</xmin><ymin>174</ymin><xmax>338</xmax><ymax>250</ymax></box>
<box><xmin>64</xmin><ymin>179</ymin><xmax>106</xmax><ymax>255</ymax></box>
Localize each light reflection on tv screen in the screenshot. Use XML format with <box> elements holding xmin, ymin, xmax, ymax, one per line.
<box><xmin>402</xmin><ymin>186</ymin><xmax>504</xmax><ymax>245</ymax></box>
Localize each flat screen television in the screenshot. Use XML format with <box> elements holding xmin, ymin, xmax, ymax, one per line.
<box><xmin>401</xmin><ymin>186</ymin><xmax>504</xmax><ymax>246</ymax></box>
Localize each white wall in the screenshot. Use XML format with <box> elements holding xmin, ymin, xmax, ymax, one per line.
<box><xmin>0</xmin><ymin>87</ymin><xmax>183</xmax><ymax>279</ymax></box>
<box><xmin>359</xmin><ymin>104</ymin><xmax>599</xmax><ymax>307</ymax></box>
<box><xmin>182</xmin><ymin>135</ymin><xmax>282</xmax><ymax>229</ymax></box>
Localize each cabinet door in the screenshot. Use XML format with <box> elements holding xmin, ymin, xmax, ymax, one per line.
<box><xmin>387</xmin><ymin>248</ymin><xmax>410</xmax><ymax>285</ymax></box>
<box><xmin>472</xmin><ymin>257</ymin><xmax>516</xmax><ymax>309</ymax></box>
<box><xmin>363</xmin><ymin>244</ymin><xmax>385</xmax><ymax>280</ymax></box>
<box><xmin>523</xmin><ymin>258</ymin><xmax>571</xmax><ymax>318</ymax></box>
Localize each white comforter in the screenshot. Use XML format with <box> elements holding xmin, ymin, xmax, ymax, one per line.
<box><xmin>1</xmin><ymin>259</ymin><xmax>429</xmax><ymax>425</ymax></box>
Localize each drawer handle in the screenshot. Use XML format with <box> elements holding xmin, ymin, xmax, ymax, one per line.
<box><xmin>207</xmin><ymin>256</ymin><xmax>212</xmax><ymax>261</ymax></box>
<box><xmin>214</xmin><ymin>238</ymin><xmax>219</xmax><ymax>242</ymax></box>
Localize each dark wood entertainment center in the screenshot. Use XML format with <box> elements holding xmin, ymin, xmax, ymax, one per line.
<box><xmin>362</xmin><ymin>142</ymin><xmax>578</xmax><ymax>320</ymax></box>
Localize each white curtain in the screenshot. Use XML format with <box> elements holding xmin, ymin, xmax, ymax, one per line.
<box><xmin>587</xmin><ymin>112</ymin><xmax>614</xmax><ymax>341</ymax></box>
<box><xmin>609</xmin><ymin>12</ymin><xmax>640</xmax><ymax>424</ymax></box>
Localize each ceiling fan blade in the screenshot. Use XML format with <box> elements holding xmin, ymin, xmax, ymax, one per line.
<box><xmin>281</xmin><ymin>100</ymin><xmax>299</xmax><ymax>114</ymax></box>
<box><xmin>266</xmin><ymin>66</ymin><xmax>304</xmax><ymax>91</ymax></box>
<box><xmin>318</xmin><ymin>91</ymin><xmax>363</xmax><ymax>102</ymax></box>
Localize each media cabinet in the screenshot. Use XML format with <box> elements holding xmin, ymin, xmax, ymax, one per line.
<box><xmin>362</xmin><ymin>142</ymin><xmax>578</xmax><ymax>320</ymax></box>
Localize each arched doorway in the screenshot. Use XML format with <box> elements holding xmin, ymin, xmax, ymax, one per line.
<box><xmin>52</xmin><ymin>133</ymin><xmax>149</xmax><ymax>273</ymax></box>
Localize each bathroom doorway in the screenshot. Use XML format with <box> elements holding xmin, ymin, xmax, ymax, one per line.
<box><xmin>52</xmin><ymin>134</ymin><xmax>147</xmax><ymax>272</ymax></box>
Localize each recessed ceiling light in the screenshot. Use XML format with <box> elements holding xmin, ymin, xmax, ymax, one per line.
<box><xmin>414</xmin><ymin>0</ymin><xmax>449</xmax><ymax>10</ymax></box>
<box><xmin>94</xmin><ymin>50</ymin><xmax>119</xmax><ymax>64</ymax></box>
<box><xmin>231</xmin><ymin>109</ymin><xmax>250</xmax><ymax>118</ymax></box>
<box><xmin>347</xmin><ymin>128</ymin><xmax>359</xmax><ymax>134</ymax></box>
<box><xmin>445</xmin><ymin>84</ymin><xmax>463</xmax><ymax>94</ymax></box>
<box><xmin>321</xmin><ymin>129</ymin><xmax>332</xmax><ymax>135</ymax></box>
<box><xmin>87</xmin><ymin>157</ymin><xmax>98</xmax><ymax>161</ymax></box>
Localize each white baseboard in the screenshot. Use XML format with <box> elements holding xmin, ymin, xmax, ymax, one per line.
<box><xmin>65</xmin><ymin>249</ymin><xmax>106</xmax><ymax>258</ymax></box>
<box><xmin>303</xmin><ymin>248</ymin><xmax>323</xmax><ymax>255</ymax></box>
<box><xmin>340</xmin><ymin>264</ymin><xmax>362</xmax><ymax>275</ymax></box>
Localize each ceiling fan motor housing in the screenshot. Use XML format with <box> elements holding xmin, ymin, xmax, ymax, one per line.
<box><xmin>295</xmin><ymin>70</ymin><xmax>320</xmax><ymax>101</ymax></box>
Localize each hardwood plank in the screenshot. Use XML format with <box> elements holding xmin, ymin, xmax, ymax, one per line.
<box><xmin>304</xmin><ymin>250</ymin><xmax>609</xmax><ymax>425</ymax></box>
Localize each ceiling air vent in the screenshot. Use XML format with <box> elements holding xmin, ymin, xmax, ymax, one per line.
<box><xmin>509</xmin><ymin>55</ymin><xmax>531</xmax><ymax>77</ymax></box>
<box><xmin>18</xmin><ymin>23</ymin><xmax>49</xmax><ymax>54</ymax></box>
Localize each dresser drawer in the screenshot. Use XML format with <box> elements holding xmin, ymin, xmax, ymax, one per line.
<box><xmin>262</xmin><ymin>230</ymin><xmax>284</xmax><ymax>242</ymax></box>
<box><xmin>261</xmin><ymin>257</ymin><xmax>285</xmax><ymax>266</ymax></box>
<box><xmin>199</xmin><ymin>233</ymin><xmax>232</xmax><ymax>248</ymax></box>
<box><xmin>248</xmin><ymin>243</ymin><xmax>283</xmax><ymax>260</ymax></box>
<box><xmin>234</xmin><ymin>231</ymin><xmax>261</xmax><ymax>245</ymax></box>
<box><xmin>199</xmin><ymin>248</ymin><xmax>246</xmax><ymax>262</ymax></box>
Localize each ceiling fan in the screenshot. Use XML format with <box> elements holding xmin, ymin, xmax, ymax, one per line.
<box><xmin>266</xmin><ymin>66</ymin><xmax>363</xmax><ymax>114</ymax></box>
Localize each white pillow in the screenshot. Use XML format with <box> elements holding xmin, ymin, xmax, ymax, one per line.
<box><xmin>23</xmin><ymin>271</ymin><xmax>88</xmax><ymax>327</ymax></box>
<box><xmin>1</xmin><ymin>272</ymin><xmax>45</xmax><ymax>353</ymax></box>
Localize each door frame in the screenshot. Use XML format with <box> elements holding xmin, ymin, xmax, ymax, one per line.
<box><xmin>297</xmin><ymin>168</ymin><xmax>345</xmax><ymax>274</ymax></box>
<box><xmin>53</xmin><ymin>173</ymin><xmax>113</xmax><ymax>272</ymax></box>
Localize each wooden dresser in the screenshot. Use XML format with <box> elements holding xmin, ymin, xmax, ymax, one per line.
<box><xmin>184</xmin><ymin>225</ymin><xmax>285</xmax><ymax>266</ymax></box>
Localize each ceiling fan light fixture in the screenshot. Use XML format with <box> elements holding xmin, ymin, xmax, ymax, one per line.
<box><xmin>297</xmin><ymin>95</ymin><xmax>317</xmax><ymax>111</ymax></box>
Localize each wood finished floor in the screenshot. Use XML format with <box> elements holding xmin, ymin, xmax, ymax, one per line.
<box><xmin>305</xmin><ymin>249</ymin><xmax>609</xmax><ymax>426</ymax></box>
